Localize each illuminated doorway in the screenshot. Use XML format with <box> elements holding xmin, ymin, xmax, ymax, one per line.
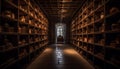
<box><xmin>55</xmin><ymin>23</ymin><xmax>66</xmax><ymax>44</ymax></box>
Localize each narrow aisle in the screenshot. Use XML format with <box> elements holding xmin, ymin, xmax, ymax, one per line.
<box><xmin>27</xmin><ymin>44</ymin><xmax>94</xmax><ymax>69</ymax></box>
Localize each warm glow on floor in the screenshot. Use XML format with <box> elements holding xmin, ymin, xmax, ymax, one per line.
<box><xmin>63</xmin><ymin>49</ymin><xmax>77</xmax><ymax>55</ymax></box>
<box><xmin>45</xmin><ymin>48</ymin><xmax>53</xmax><ymax>52</ymax></box>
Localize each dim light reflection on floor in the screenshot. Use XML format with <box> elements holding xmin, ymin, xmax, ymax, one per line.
<box><xmin>55</xmin><ymin>44</ymin><xmax>79</xmax><ymax>65</ymax></box>
<box><xmin>55</xmin><ymin>46</ymin><xmax>64</xmax><ymax>64</ymax></box>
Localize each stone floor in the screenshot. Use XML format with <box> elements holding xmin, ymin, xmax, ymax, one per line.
<box><xmin>26</xmin><ymin>44</ymin><xmax>94</xmax><ymax>69</ymax></box>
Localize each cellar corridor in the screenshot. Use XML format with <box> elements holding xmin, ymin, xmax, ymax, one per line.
<box><xmin>26</xmin><ymin>44</ymin><xmax>94</xmax><ymax>69</ymax></box>
<box><xmin>0</xmin><ymin>0</ymin><xmax>120</xmax><ymax>69</ymax></box>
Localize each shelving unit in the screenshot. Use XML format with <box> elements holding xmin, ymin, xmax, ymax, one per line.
<box><xmin>70</xmin><ymin>0</ymin><xmax>120</xmax><ymax>69</ymax></box>
<box><xmin>0</xmin><ymin>0</ymin><xmax>48</xmax><ymax>69</ymax></box>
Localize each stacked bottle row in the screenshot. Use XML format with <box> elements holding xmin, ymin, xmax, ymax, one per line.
<box><xmin>71</xmin><ymin>0</ymin><xmax>120</xmax><ymax>69</ymax></box>
<box><xmin>0</xmin><ymin>0</ymin><xmax>48</xmax><ymax>69</ymax></box>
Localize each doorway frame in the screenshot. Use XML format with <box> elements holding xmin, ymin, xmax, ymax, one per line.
<box><xmin>55</xmin><ymin>23</ymin><xmax>66</xmax><ymax>44</ymax></box>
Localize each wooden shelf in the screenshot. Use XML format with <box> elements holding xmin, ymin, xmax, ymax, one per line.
<box><xmin>0</xmin><ymin>0</ymin><xmax>48</xmax><ymax>69</ymax></box>
<box><xmin>0</xmin><ymin>47</ymin><xmax>17</xmax><ymax>52</ymax></box>
<box><xmin>106</xmin><ymin>11</ymin><xmax>120</xmax><ymax>19</ymax></box>
<box><xmin>70</xmin><ymin>0</ymin><xmax>120</xmax><ymax>69</ymax></box>
<box><xmin>105</xmin><ymin>46</ymin><xmax>120</xmax><ymax>50</ymax></box>
<box><xmin>105</xmin><ymin>60</ymin><xmax>120</xmax><ymax>69</ymax></box>
<box><xmin>0</xmin><ymin>32</ymin><xmax>18</xmax><ymax>35</ymax></box>
<box><xmin>0</xmin><ymin>58</ymin><xmax>18</xmax><ymax>69</ymax></box>
<box><xmin>0</xmin><ymin>15</ymin><xmax>18</xmax><ymax>22</ymax></box>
